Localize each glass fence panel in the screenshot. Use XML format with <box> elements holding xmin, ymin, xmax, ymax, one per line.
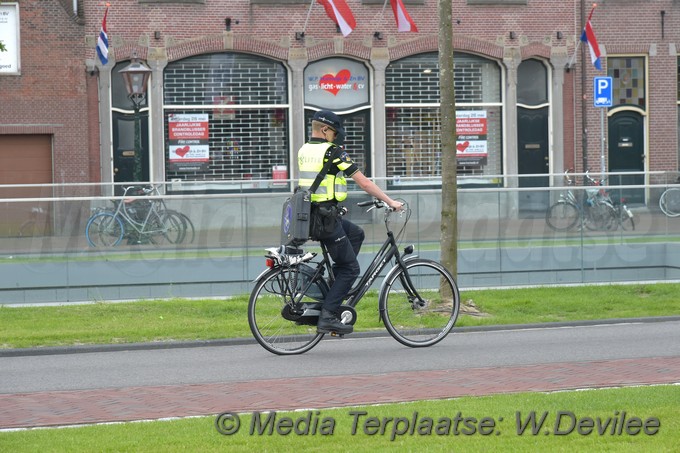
<box><xmin>1</xmin><ymin>175</ymin><xmax>679</xmax><ymax>305</ymax></box>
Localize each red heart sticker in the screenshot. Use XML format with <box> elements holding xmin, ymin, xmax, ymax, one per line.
<box><xmin>320</xmin><ymin>69</ymin><xmax>351</xmax><ymax>96</ymax></box>
<box><xmin>456</xmin><ymin>141</ymin><xmax>470</xmax><ymax>152</ymax></box>
<box><xmin>175</xmin><ymin>145</ymin><xmax>190</xmax><ymax>157</ymax></box>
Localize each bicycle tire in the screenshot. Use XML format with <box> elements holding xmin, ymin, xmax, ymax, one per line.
<box><xmin>248</xmin><ymin>266</ymin><xmax>328</xmax><ymax>355</ymax></box>
<box><xmin>85</xmin><ymin>212</ymin><xmax>124</xmax><ymax>247</ymax></box>
<box><xmin>546</xmin><ymin>201</ymin><xmax>580</xmax><ymax>231</ymax></box>
<box><xmin>584</xmin><ymin>202</ymin><xmax>616</xmax><ymax>231</ymax></box>
<box><xmin>166</xmin><ymin>210</ymin><xmax>195</xmax><ymax>244</ymax></box>
<box><xmin>161</xmin><ymin>211</ymin><xmax>185</xmax><ymax>244</ymax></box>
<box><xmin>379</xmin><ymin>258</ymin><xmax>459</xmax><ymax>348</ymax></box>
<box><xmin>179</xmin><ymin>212</ymin><xmax>196</xmax><ymax>244</ymax></box>
<box><xmin>659</xmin><ymin>188</ymin><xmax>680</xmax><ymax>217</ymax></box>
<box><xmin>619</xmin><ymin>206</ymin><xmax>635</xmax><ymax>231</ymax></box>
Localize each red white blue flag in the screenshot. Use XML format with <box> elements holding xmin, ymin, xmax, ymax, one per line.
<box><xmin>390</xmin><ymin>0</ymin><xmax>418</xmax><ymax>33</ymax></box>
<box><xmin>317</xmin><ymin>0</ymin><xmax>356</xmax><ymax>37</ymax></box>
<box><xmin>96</xmin><ymin>6</ymin><xmax>109</xmax><ymax>66</ymax></box>
<box><xmin>580</xmin><ymin>6</ymin><xmax>602</xmax><ymax>70</ymax></box>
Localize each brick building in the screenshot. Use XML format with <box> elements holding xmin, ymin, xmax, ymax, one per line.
<box><xmin>1</xmin><ymin>0</ymin><xmax>679</xmax><ymax>212</ymax></box>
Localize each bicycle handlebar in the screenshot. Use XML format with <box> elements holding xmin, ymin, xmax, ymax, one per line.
<box><xmin>122</xmin><ymin>185</ymin><xmax>158</xmax><ymax>196</ymax></box>
<box><xmin>357</xmin><ymin>199</ymin><xmax>384</xmax><ymax>208</ymax></box>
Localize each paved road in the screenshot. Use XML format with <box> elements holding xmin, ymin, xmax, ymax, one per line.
<box><xmin>1</xmin><ymin>319</ymin><xmax>679</xmax><ymax>429</ymax></box>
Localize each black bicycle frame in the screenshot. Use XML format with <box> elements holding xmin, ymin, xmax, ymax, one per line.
<box><xmin>296</xmin><ymin>228</ymin><xmax>423</xmax><ymax>310</ymax></box>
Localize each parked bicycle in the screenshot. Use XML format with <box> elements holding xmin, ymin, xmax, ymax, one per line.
<box><xmin>546</xmin><ymin>170</ymin><xmax>634</xmax><ymax>232</ymax></box>
<box><xmin>545</xmin><ymin>171</ymin><xmax>581</xmax><ymax>231</ymax></box>
<box><xmin>659</xmin><ymin>177</ymin><xmax>680</xmax><ymax>217</ymax></box>
<box><xmin>248</xmin><ymin>199</ymin><xmax>460</xmax><ymax>355</ymax></box>
<box><xmin>584</xmin><ymin>172</ymin><xmax>635</xmax><ymax>231</ymax></box>
<box><xmin>85</xmin><ymin>185</ymin><xmax>188</xmax><ymax>247</ymax></box>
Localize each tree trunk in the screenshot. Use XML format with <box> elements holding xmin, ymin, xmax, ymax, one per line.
<box><xmin>438</xmin><ymin>0</ymin><xmax>458</xmax><ymax>291</ymax></box>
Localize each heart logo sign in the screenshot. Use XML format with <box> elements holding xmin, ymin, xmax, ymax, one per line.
<box><xmin>175</xmin><ymin>145</ymin><xmax>190</xmax><ymax>157</ymax></box>
<box><xmin>456</xmin><ymin>141</ymin><xmax>470</xmax><ymax>152</ymax></box>
<box><xmin>320</xmin><ymin>69</ymin><xmax>351</xmax><ymax>96</ymax></box>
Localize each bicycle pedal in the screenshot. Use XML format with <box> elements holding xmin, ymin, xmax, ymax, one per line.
<box><xmin>329</xmin><ymin>332</ymin><xmax>344</xmax><ymax>338</ymax></box>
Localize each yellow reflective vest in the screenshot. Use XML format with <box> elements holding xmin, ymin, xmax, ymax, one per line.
<box><xmin>298</xmin><ymin>141</ymin><xmax>351</xmax><ymax>202</ymax></box>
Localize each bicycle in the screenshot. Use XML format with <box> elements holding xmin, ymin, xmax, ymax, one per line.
<box><xmin>85</xmin><ymin>185</ymin><xmax>183</xmax><ymax>247</ymax></box>
<box><xmin>248</xmin><ymin>199</ymin><xmax>460</xmax><ymax>355</ymax></box>
<box><xmin>584</xmin><ymin>172</ymin><xmax>635</xmax><ymax>231</ymax></box>
<box><xmin>545</xmin><ymin>170</ymin><xmax>581</xmax><ymax>231</ymax></box>
<box><xmin>546</xmin><ymin>171</ymin><xmax>634</xmax><ymax>232</ymax></box>
<box><xmin>659</xmin><ymin>177</ymin><xmax>680</xmax><ymax>217</ymax></box>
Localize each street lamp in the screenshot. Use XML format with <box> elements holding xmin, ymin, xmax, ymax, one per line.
<box><xmin>119</xmin><ymin>52</ymin><xmax>152</xmax><ymax>182</ymax></box>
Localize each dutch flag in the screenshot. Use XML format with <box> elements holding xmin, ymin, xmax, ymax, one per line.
<box><xmin>97</xmin><ymin>7</ymin><xmax>109</xmax><ymax>66</ymax></box>
<box><xmin>580</xmin><ymin>6</ymin><xmax>602</xmax><ymax>71</ymax></box>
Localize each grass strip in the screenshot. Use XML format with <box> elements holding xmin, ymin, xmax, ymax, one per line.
<box><xmin>1</xmin><ymin>385</ymin><xmax>677</xmax><ymax>452</ymax></box>
<box><xmin>1</xmin><ymin>283</ymin><xmax>679</xmax><ymax>349</ymax></box>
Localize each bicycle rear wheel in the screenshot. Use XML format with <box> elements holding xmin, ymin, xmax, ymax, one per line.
<box><xmin>546</xmin><ymin>201</ymin><xmax>580</xmax><ymax>231</ymax></box>
<box><xmin>85</xmin><ymin>212</ymin><xmax>124</xmax><ymax>247</ymax></box>
<box><xmin>379</xmin><ymin>259</ymin><xmax>459</xmax><ymax>348</ymax></box>
<box><xmin>248</xmin><ymin>266</ymin><xmax>328</xmax><ymax>355</ymax></box>
<box><xmin>659</xmin><ymin>188</ymin><xmax>680</xmax><ymax>217</ymax></box>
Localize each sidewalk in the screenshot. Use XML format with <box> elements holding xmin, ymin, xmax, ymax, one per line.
<box><xmin>1</xmin><ymin>356</ymin><xmax>679</xmax><ymax>430</ymax></box>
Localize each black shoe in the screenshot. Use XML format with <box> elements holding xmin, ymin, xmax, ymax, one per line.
<box><xmin>317</xmin><ymin>309</ymin><xmax>353</xmax><ymax>335</ymax></box>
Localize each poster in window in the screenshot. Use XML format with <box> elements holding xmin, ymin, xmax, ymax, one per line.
<box><xmin>456</xmin><ymin>110</ymin><xmax>488</xmax><ymax>165</ymax></box>
<box><xmin>168</xmin><ymin>113</ymin><xmax>210</xmax><ymax>171</ymax></box>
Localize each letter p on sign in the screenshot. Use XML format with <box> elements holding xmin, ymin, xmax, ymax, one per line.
<box><xmin>594</xmin><ymin>76</ymin><xmax>613</xmax><ymax>108</ymax></box>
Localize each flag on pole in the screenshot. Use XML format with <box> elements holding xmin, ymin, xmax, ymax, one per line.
<box><xmin>580</xmin><ymin>5</ymin><xmax>602</xmax><ymax>70</ymax></box>
<box><xmin>96</xmin><ymin>6</ymin><xmax>109</xmax><ymax>65</ymax></box>
<box><xmin>390</xmin><ymin>0</ymin><xmax>418</xmax><ymax>32</ymax></box>
<box><xmin>316</xmin><ymin>0</ymin><xmax>356</xmax><ymax>37</ymax></box>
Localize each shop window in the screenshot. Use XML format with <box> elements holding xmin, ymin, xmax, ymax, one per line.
<box><xmin>303</xmin><ymin>57</ymin><xmax>372</xmax><ymax>178</ymax></box>
<box><xmin>607</xmin><ymin>57</ymin><xmax>645</xmax><ymax>109</ymax></box>
<box><xmin>163</xmin><ymin>53</ymin><xmax>290</xmax><ymax>191</ymax></box>
<box><xmin>385</xmin><ymin>52</ymin><xmax>502</xmax><ymax>184</ymax></box>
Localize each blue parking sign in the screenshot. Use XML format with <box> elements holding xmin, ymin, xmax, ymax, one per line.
<box><xmin>593</xmin><ymin>76</ymin><xmax>613</xmax><ymax>107</ymax></box>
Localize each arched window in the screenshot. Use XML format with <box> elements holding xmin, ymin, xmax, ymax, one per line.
<box><xmin>385</xmin><ymin>52</ymin><xmax>502</xmax><ymax>185</ymax></box>
<box><xmin>303</xmin><ymin>58</ymin><xmax>372</xmax><ymax>177</ymax></box>
<box><xmin>163</xmin><ymin>53</ymin><xmax>289</xmax><ymax>191</ymax></box>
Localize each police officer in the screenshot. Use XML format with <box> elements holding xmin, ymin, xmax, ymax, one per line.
<box><xmin>298</xmin><ymin>110</ymin><xmax>403</xmax><ymax>335</ymax></box>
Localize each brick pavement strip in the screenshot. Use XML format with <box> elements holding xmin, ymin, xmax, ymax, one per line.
<box><xmin>1</xmin><ymin>356</ymin><xmax>679</xmax><ymax>429</ymax></box>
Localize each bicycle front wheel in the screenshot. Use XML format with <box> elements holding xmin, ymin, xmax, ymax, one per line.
<box><xmin>248</xmin><ymin>266</ymin><xmax>327</xmax><ymax>355</ymax></box>
<box><xmin>546</xmin><ymin>201</ymin><xmax>580</xmax><ymax>231</ymax></box>
<box><xmin>379</xmin><ymin>259</ymin><xmax>459</xmax><ymax>348</ymax></box>
<box><xmin>86</xmin><ymin>212</ymin><xmax>124</xmax><ymax>247</ymax></box>
<box><xmin>619</xmin><ymin>206</ymin><xmax>635</xmax><ymax>231</ymax></box>
<box><xmin>166</xmin><ymin>210</ymin><xmax>195</xmax><ymax>244</ymax></box>
<box><xmin>659</xmin><ymin>188</ymin><xmax>680</xmax><ymax>217</ymax></box>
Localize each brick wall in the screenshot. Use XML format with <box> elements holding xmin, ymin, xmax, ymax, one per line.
<box><xmin>0</xmin><ymin>1</ymin><xmax>91</xmax><ymax>184</ymax></box>
<box><xmin>2</xmin><ymin>0</ymin><xmax>679</xmax><ymax>188</ymax></box>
